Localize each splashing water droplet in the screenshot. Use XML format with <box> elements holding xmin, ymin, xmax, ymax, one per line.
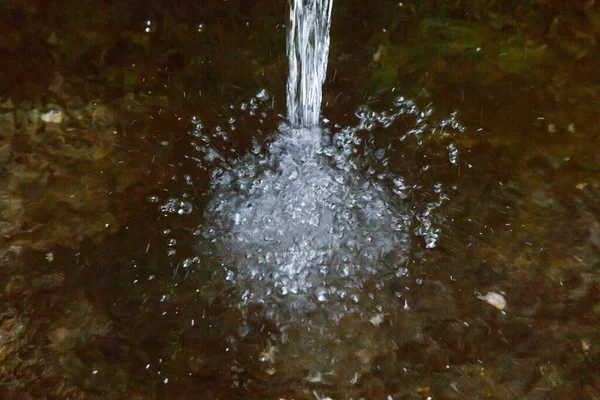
<box><xmin>447</xmin><ymin>143</ymin><xmax>459</xmax><ymax>165</ymax></box>
<box><xmin>256</xmin><ymin>88</ymin><xmax>270</xmax><ymax>102</ymax></box>
<box><xmin>144</xmin><ymin>19</ymin><xmax>153</xmax><ymax>33</ymax></box>
<box><xmin>355</xmin><ymin>104</ymin><xmax>371</xmax><ymax>120</ymax></box>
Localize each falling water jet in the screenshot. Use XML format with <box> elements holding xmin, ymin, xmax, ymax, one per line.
<box><xmin>286</xmin><ymin>0</ymin><xmax>334</xmax><ymax>127</ymax></box>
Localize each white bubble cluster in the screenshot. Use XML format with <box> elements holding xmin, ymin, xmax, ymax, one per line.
<box><xmin>198</xmin><ymin>96</ymin><xmax>465</xmax><ymax>315</ymax></box>
<box><xmin>204</xmin><ymin>123</ymin><xmax>410</xmax><ymax>311</ymax></box>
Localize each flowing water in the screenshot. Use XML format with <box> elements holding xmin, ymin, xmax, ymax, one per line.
<box><xmin>286</xmin><ymin>0</ymin><xmax>333</xmax><ymax>127</ymax></box>
<box><xmin>2</xmin><ymin>0</ymin><xmax>600</xmax><ymax>399</ymax></box>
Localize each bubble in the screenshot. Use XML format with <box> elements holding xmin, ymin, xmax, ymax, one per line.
<box><xmin>146</xmin><ymin>194</ymin><xmax>160</xmax><ymax>204</ymax></box>
<box><xmin>182</xmin><ymin>258</ymin><xmax>197</xmax><ymax>269</ymax></box>
<box><xmin>392</xmin><ymin>178</ymin><xmax>408</xmax><ymax>199</ymax></box>
<box><xmin>144</xmin><ymin>19</ymin><xmax>153</xmax><ymax>33</ymax></box>
<box><xmin>446</xmin><ymin>143</ymin><xmax>458</xmax><ymax>165</ymax></box>
<box><xmin>177</xmin><ymin>201</ymin><xmax>193</xmax><ymax>215</ymax></box>
<box><xmin>197</xmin><ymin>23</ymin><xmax>205</xmax><ymax>32</ymax></box>
<box><xmin>354</xmin><ymin>104</ymin><xmax>371</xmax><ymax>120</ymax></box>
<box><xmin>393</xmin><ymin>96</ymin><xmax>405</xmax><ymax>107</ymax></box>
<box><xmin>160</xmin><ymin>198</ymin><xmax>193</xmax><ymax>215</ymax></box>
<box><xmin>317</xmin><ymin>289</ymin><xmax>328</xmax><ymax>302</ymax></box>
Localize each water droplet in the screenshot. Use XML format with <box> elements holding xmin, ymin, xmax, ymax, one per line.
<box><xmin>447</xmin><ymin>143</ymin><xmax>459</xmax><ymax>165</ymax></box>
<box><xmin>425</xmin><ymin>234</ymin><xmax>438</xmax><ymax>248</ymax></box>
<box><xmin>317</xmin><ymin>289</ymin><xmax>327</xmax><ymax>302</ymax></box>
<box><xmin>145</xmin><ymin>19</ymin><xmax>153</xmax><ymax>33</ymax></box>
<box><xmin>393</xmin><ymin>96</ymin><xmax>405</xmax><ymax>107</ymax></box>
<box><xmin>146</xmin><ymin>195</ymin><xmax>159</xmax><ymax>204</ymax></box>
<box><xmin>225</xmin><ymin>270</ymin><xmax>235</xmax><ymax>281</ymax></box>
<box><xmin>256</xmin><ymin>88</ymin><xmax>270</xmax><ymax>102</ymax></box>
<box><xmin>177</xmin><ymin>200</ymin><xmax>193</xmax><ymax>215</ymax></box>
<box><xmin>374</xmin><ymin>148</ymin><xmax>386</xmax><ymax>160</ymax></box>
<box><xmin>160</xmin><ymin>198</ymin><xmax>193</xmax><ymax>215</ymax></box>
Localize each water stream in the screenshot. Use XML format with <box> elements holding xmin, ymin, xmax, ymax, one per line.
<box><xmin>286</xmin><ymin>0</ymin><xmax>333</xmax><ymax>127</ymax></box>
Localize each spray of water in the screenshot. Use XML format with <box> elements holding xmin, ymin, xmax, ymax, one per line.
<box><xmin>164</xmin><ymin>87</ymin><xmax>464</xmax><ymax>390</ymax></box>
<box><xmin>199</xmin><ymin>93</ymin><xmax>465</xmax><ymax>315</ymax></box>
<box><xmin>286</xmin><ymin>0</ymin><xmax>333</xmax><ymax>127</ymax></box>
<box><xmin>205</xmin><ymin>121</ymin><xmax>411</xmax><ymax>312</ymax></box>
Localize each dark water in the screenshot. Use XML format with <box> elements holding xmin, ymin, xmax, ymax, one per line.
<box><xmin>1</xmin><ymin>1</ymin><xmax>600</xmax><ymax>399</ymax></box>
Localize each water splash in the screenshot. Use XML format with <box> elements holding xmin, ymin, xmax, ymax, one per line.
<box><xmin>204</xmin><ymin>123</ymin><xmax>410</xmax><ymax>311</ymax></box>
<box><xmin>287</xmin><ymin>0</ymin><xmax>334</xmax><ymax>127</ymax></box>
<box><xmin>200</xmin><ymin>96</ymin><xmax>464</xmax><ymax>317</ymax></box>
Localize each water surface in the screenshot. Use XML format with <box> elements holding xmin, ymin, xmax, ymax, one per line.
<box><xmin>1</xmin><ymin>1</ymin><xmax>599</xmax><ymax>399</ymax></box>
